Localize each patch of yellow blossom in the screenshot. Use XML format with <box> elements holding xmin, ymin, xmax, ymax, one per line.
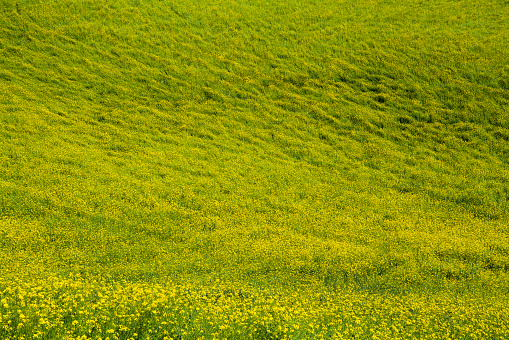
<box><xmin>0</xmin><ymin>275</ymin><xmax>508</xmax><ymax>339</ymax></box>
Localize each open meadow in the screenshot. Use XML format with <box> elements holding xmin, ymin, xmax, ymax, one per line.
<box><xmin>1</xmin><ymin>0</ymin><xmax>509</xmax><ymax>339</ymax></box>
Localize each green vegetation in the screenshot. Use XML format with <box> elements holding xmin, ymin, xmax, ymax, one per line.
<box><xmin>1</xmin><ymin>0</ymin><xmax>509</xmax><ymax>338</ymax></box>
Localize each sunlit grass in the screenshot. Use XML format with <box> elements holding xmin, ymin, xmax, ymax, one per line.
<box><xmin>1</xmin><ymin>0</ymin><xmax>509</xmax><ymax>338</ymax></box>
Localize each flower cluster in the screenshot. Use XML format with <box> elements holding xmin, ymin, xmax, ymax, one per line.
<box><xmin>1</xmin><ymin>275</ymin><xmax>507</xmax><ymax>340</ymax></box>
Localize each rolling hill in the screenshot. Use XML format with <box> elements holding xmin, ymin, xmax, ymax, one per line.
<box><xmin>1</xmin><ymin>0</ymin><xmax>509</xmax><ymax>339</ymax></box>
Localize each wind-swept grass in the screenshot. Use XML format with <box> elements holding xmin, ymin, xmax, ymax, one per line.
<box><xmin>1</xmin><ymin>0</ymin><xmax>509</xmax><ymax>338</ymax></box>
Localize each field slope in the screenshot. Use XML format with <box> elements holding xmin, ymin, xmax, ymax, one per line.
<box><xmin>1</xmin><ymin>0</ymin><xmax>509</xmax><ymax>339</ymax></box>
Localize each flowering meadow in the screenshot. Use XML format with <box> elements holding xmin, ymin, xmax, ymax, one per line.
<box><xmin>1</xmin><ymin>0</ymin><xmax>509</xmax><ymax>338</ymax></box>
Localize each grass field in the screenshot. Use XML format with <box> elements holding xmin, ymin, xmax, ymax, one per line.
<box><xmin>1</xmin><ymin>0</ymin><xmax>509</xmax><ymax>339</ymax></box>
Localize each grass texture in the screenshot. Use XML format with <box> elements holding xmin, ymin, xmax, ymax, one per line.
<box><xmin>1</xmin><ymin>0</ymin><xmax>509</xmax><ymax>339</ymax></box>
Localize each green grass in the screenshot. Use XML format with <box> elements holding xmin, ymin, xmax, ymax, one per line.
<box><xmin>1</xmin><ymin>0</ymin><xmax>509</xmax><ymax>339</ymax></box>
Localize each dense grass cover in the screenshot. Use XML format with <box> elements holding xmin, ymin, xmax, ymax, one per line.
<box><xmin>1</xmin><ymin>0</ymin><xmax>509</xmax><ymax>338</ymax></box>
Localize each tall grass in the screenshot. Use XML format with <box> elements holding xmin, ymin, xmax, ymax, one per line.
<box><xmin>1</xmin><ymin>0</ymin><xmax>509</xmax><ymax>338</ymax></box>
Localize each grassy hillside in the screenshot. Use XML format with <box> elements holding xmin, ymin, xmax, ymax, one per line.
<box><xmin>1</xmin><ymin>0</ymin><xmax>509</xmax><ymax>339</ymax></box>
